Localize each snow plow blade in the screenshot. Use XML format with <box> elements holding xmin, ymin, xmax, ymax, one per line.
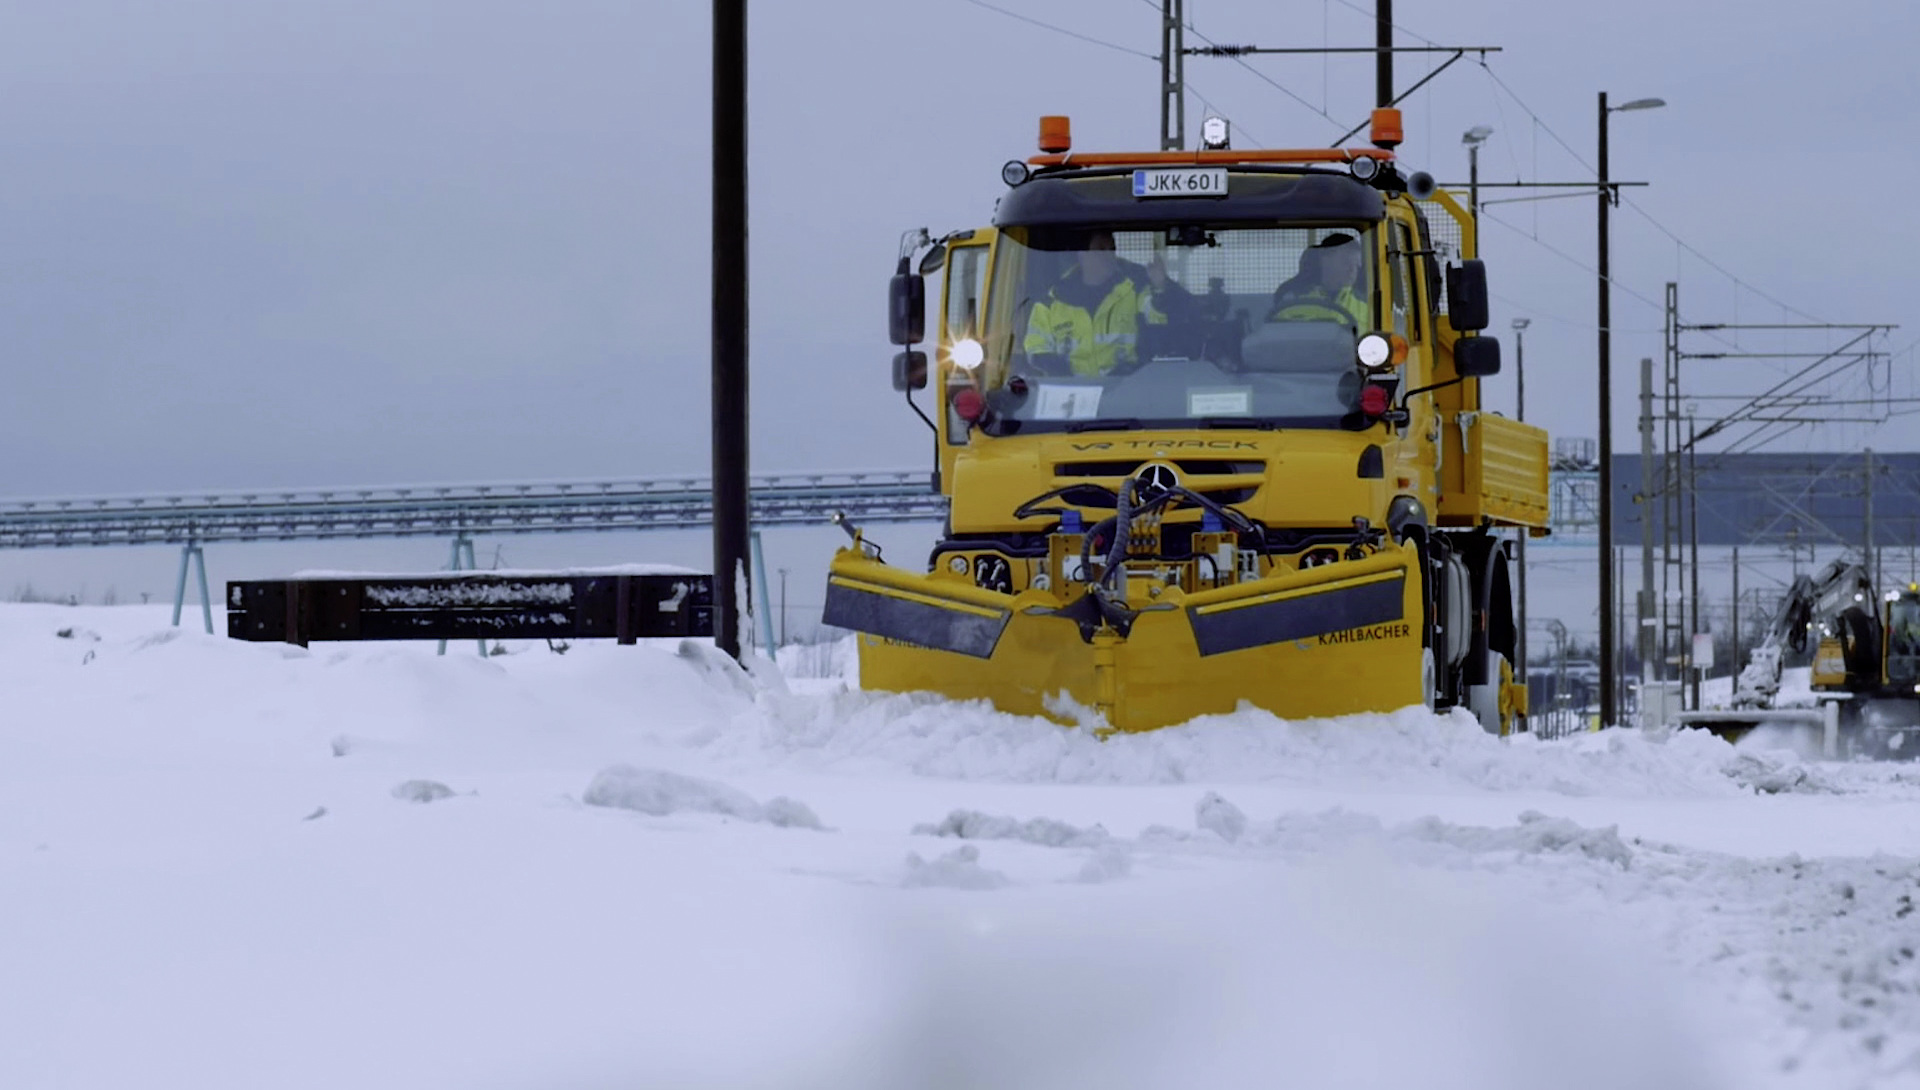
<box><xmin>824</xmin><ymin>545</ymin><xmax>1426</xmax><ymax>732</ymax></box>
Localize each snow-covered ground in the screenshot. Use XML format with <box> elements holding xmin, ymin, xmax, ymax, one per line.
<box><xmin>6</xmin><ymin>605</ymin><xmax>1920</xmax><ymax>1088</ymax></box>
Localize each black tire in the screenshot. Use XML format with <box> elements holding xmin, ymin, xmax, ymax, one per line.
<box><xmin>1462</xmin><ymin>538</ymin><xmax>1517</xmax><ymax>735</ymax></box>
<box><xmin>1398</xmin><ymin>529</ymin><xmax>1439</xmax><ymax>710</ymax></box>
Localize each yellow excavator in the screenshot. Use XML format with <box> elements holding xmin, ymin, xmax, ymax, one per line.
<box><xmin>1736</xmin><ymin>558</ymin><xmax>1920</xmax><ymax>756</ymax></box>
<box><xmin>824</xmin><ymin>111</ymin><xmax>1550</xmax><ymax>733</ymax></box>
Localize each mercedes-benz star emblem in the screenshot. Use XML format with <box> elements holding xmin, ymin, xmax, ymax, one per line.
<box><xmin>1137</xmin><ymin>463</ymin><xmax>1179</xmax><ymax>499</ymax></box>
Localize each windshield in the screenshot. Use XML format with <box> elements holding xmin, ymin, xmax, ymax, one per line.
<box><xmin>976</xmin><ymin>223</ymin><xmax>1378</xmax><ymax>434</ymax></box>
<box><xmin>1889</xmin><ymin>598</ymin><xmax>1920</xmax><ymax>683</ymax></box>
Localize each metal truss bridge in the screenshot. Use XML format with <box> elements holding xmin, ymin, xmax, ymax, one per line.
<box><xmin>0</xmin><ymin>470</ymin><xmax>946</xmax><ymax>551</ymax></box>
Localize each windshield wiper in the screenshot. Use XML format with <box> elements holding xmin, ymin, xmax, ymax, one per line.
<box><xmin>1065</xmin><ymin>418</ymin><xmax>1144</xmax><ymax>433</ymax></box>
<box><xmin>1199</xmin><ymin>418</ymin><xmax>1279</xmax><ymax>430</ymax></box>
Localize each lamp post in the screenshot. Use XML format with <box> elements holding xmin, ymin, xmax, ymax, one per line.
<box><xmin>777</xmin><ymin>567</ymin><xmax>789</xmax><ymax>647</ymax></box>
<box><xmin>1512</xmin><ymin>316</ymin><xmax>1530</xmax><ymax>726</ymax></box>
<box><xmin>1596</xmin><ymin>91</ymin><xmax>1664</xmax><ymax>728</ymax></box>
<box><xmin>1461</xmin><ymin>125</ymin><xmax>1492</xmax><ymax>227</ymax></box>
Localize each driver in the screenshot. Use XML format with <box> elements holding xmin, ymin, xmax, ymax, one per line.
<box><xmin>1270</xmin><ymin>233</ymin><xmax>1370</xmax><ymax>328</ymax></box>
<box><xmin>1895</xmin><ymin>605</ymin><xmax>1920</xmax><ymax>656</ymax></box>
<box><xmin>1023</xmin><ymin>230</ymin><xmax>1191</xmax><ymax>376</ymax></box>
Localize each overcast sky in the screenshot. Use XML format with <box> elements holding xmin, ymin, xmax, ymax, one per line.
<box><xmin>3</xmin><ymin>0</ymin><xmax>1916</xmax><ymax>613</ymax></box>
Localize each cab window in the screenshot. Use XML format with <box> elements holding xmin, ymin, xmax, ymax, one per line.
<box><xmin>945</xmin><ymin>245</ymin><xmax>987</xmax><ymax>343</ymax></box>
<box><xmin>1390</xmin><ymin>221</ymin><xmax>1420</xmax><ymax>341</ymax></box>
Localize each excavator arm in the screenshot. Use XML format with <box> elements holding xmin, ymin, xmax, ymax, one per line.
<box><xmin>1733</xmin><ymin>560</ymin><xmax>1873</xmax><ymax>708</ymax></box>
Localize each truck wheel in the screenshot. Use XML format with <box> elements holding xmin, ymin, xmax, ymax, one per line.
<box><xmin>1467</xmin><ymin>651</ymin><xmax>1515</xmax><ymax>735</ymax></box>
<box><xmin>1459</xmin><ymin>539</ymin><xmax>1516</xmax><ymax>735</ymax></box>
<box><xmin>1399</xmin><ymin>530</ymin><xmax>1438</xmax><ymax>711</ymax></box>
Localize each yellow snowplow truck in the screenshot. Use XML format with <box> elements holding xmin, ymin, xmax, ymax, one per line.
<box><xmin>825</xmin><ymin>111</ymin><xmax>1550</xmax><ymax>733</ymax></box>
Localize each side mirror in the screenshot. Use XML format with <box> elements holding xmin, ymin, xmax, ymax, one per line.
<box><xmin>1445</xmin><ymin>260</ymin><xmax>1489</xmax><ymax>332</ymax></box>
<box><xmin>889</xmin><ymin>271</ymin><xmax>925</xmax><ymax>346</ymax></box>
<box><xmin>918</xmin><ymin>242</ymin><xmax>947</xmax><ymax>276</ymax></box>
<box><xmin>1455</xmin><ymin>335</ymin><xmax>1501</xmax><ymax>378</ymax></box>
<box><xmin>892</xmin><ymin>350</ymin><xmax>927</xmax><ymax>392</ymax></box>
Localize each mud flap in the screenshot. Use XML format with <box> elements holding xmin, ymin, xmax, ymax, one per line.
<box><xmin>1186</xmin><ymin>570</ymin><xmax>1405</xmax><ymax>657</ymax></box>
<box><xmin>823</xmin><ymin>574</ymin><xmax>1011</xmax><ymax>659</ymax></box>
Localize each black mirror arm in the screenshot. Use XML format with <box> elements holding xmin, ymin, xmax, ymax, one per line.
<box><xmin>897</xmin><ymin>227</ymin><xmax>931</xmax><ymax>266</ymax></box>
<box><xmin>1400</xmin><ymin>375</ymin><xmax>1463</xmax><ymax>402</ymax></box>
<box><xmin>905</xmin><ymin>386</ymin><xmax>936</xmax><ymax>435</ymax></box>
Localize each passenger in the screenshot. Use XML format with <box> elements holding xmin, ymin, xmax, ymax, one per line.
<box><xmin>1023</xmin><ymin>230</ymin><xmax>1191</xmax><ymax>376</ymax></box>
<box><xmin>1270</xmin><ymin>233</ymin><xmax>1370</xmax><ymax>328</ymax></box>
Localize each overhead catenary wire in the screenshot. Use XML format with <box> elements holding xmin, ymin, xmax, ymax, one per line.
<box><xmin>1479</xmin><ymin>211</ymin><xmax>1668</xmax><ymax>316</ymax></box>
<box><xmin>1142</xmin><ymin>0</ymin><xmax>1347</xmax><ymax>129</ymax></box>
<box><xmin>957</xmin><ymin>0</ymin><xmax>1156</xmax><ymax>61</ymax></box>
<box><xmin>1475</xmin><ymin>57</ymin><xmax>1836</xmax><ymax>331</ymax></box>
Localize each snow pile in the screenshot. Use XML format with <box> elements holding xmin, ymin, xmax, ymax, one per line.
<box><xmin>901</xmin><ymin>844</ymin><xmax>1008</xmax><ymax>890</ymax></box>
<box><xmin>583</xmin><ymin>765</ymin><xmax>824</xmax><ymax>830</ymax></box>
<box><xmin>1195</xmin><ymin>790</ymin><xmax>1249</xmax><ymax>843</ymax></box>
<box><xmin>911</xmin><ymin>809</ymin><xmax>1108</xmax><ymax>848</ymax></box>
<box><xmin>1074</xmin><ymin>842</ymin><xmax>1134</xmax><ymax>884</ymax></box>
<box><xmin>697</xmin><ymin>664</ymin><xmax>1845</xmax><ymax>801</ymax></box>
<box><xmin>1722</xmin><ymin>750</ymin><xmax>1837</xmax><ymax>795</ymax></box>
<box><xmin>1398</xmin><ymin>810</ymin><xmax>1635</xmax><ymax>868</ymax></box>
<box><xmin>389</xmin><ymin>779</ymin><xmax>456</xmax><ymax>803</ymax></box>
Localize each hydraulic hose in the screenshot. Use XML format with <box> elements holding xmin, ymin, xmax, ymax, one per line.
<box><xmin>1101</xmin><ymin>478</ymin><xmax>1135</xmax><ymax>592</ymax></box>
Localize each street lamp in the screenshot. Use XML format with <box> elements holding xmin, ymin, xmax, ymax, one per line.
<box><xmin>1597</xmin><ymin>91</ymin><xmax>1665</xmax><ymax>729</ymax></box>
<box><xmin>1512</xmin><ymin>316</ymin><xmax>1531</xmax><ymax>725</ymax></box>
<box><xmin>1461</xmin><ymin>125</ymin><xmax>1493</xmax><ymax>226</ymax></box>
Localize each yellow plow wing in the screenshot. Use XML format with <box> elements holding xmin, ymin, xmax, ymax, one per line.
<box><xmin>824</xmin><ymin>545</ymin><xmax>1426</xmax><ymax>732</ymax></box>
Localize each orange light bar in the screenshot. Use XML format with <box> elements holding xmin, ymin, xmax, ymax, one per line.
<box><xmin>1038</xmin><ymin>115</ymin><xmax>1072</xmax><ymax>155</ymax></box>
<box><xmin>1027</xmin><ymin>147</ymin><xmax>1393</xmax><ymax>168</ymax></box>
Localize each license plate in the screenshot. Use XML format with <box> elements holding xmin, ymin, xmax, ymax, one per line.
<box><xmin>1132</xmin><ymin>168</ymin><xmax>1228</xmax><ymax>198</ymax></box>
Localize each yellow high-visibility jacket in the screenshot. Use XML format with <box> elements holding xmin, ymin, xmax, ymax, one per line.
<box><xmin>1271</xmin><ymin>284</ymin><xmax>1369</xmax><ymax>328</ymax></box>
<box><xmin>1024</xmin><ymin>270</ymin><xmax>1179</xmax><ymax>376</ymax></box>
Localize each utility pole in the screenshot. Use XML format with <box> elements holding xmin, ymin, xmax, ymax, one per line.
<box><xmin>711</xmin><ymin>0</ymin><xmax>750</xmax><ymax>660</ymax></box>
<box><xmin>778</xmin><ymin>567</ymin><xmax>789</xmax><ymax>646</ymax></box>
<box><xmin>1615</xmin><ymin>547</ymin><xmax>1627</xmax><ymax>719</ymax></box>
<box><xmin>1159</xmin><ymin>0</ymin><xmax>1185</xmax><ymax>150</ymax></box>
<box><xmin>1688</xmin><ymin>418</ymin><xmax>1701</xmax><ymax>711</ymax></box>
<box><xmin>1638</xmin><ymin>356</ymin><xmax>1657</xmax><ymax>709</ymax></box>
<box><xmin>1513</xmin><ymin>317</ymin><xmax>1529</xmax><ymax>726</ymax></box>
<box><xmin>1376</xmin><ymin>0</ymin><xmax>1393</xmax><ymax>107</ymax></box>
<box><xmin>1597</xmin><ymin>90</ymin><xmax>1616</xmax><ymax>727</ymax></box>
<box><xmin>1731</xmin><ymin>546</ymin><xmax>1741</xmax><ymax>675</ymax></box>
